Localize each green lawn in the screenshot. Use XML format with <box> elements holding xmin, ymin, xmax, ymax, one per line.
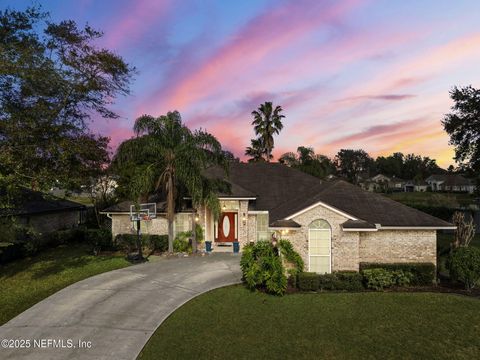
<box><xmin>139</xmin><ymin>285</ymin><xmax>480</xmax><ymax>360</ymax></box>
<box><xmin>0</xmin><ymin>244</ymin><xmax>130</xmax><ymax>325</ymax></box>
<box><xmin>385</xmin><ymin>192</ymin><xmax>476</xmax><ymax>208</ymax></box>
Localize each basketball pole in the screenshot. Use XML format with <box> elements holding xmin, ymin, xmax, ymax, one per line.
<box><xmin>136</xmin><ymin>218</ymin><xmax>143</xmax><ymax>259</ymax></box>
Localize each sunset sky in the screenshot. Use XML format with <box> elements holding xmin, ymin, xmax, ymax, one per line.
<box><xmin>6</xmin><ymin>0</ymin><xmax>480</xmax><ymax>167</ymax></box>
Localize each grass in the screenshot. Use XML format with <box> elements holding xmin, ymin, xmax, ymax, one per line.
<box><xmin>0</xmin><ymin>244</ymin><xmax>130</xmax><ymax>325</ymax></box>
<box><xmin>139</xmin><ymin>285</ymin><xmax>480</xmax><ymax>360</ymax></box>
<box><xmin>385</xmin><ymin>192</ymin><xmax>476</xmax><ymax>208</ymax></box>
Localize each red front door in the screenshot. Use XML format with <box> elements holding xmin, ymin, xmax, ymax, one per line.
<box><xmin>217</xmin><ymin>212</ymin><xmax>236</xmax><ymax>242</ymax></box>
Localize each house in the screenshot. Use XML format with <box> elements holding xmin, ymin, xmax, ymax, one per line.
<box><xmin>360</xmin><ymin>174</ymin><xmax>405</xmax><ymax>193</ymax></box>
<box><xmin>360</xmin><ymin>174</ymin><xmax>390</xmax><ymax>192</ymax></box>
<box><xmin>388</xmin><ymin>176</ymin><xmax>406</xmax><ymax>191</ymax></box>
<box><xmin>426</xmin><ymin>174</ymin><xmax>476</xmax><ymax>194</ymax></box>
<box><xmin>0</xmin><ymin>188</ymin><xmax>87</xmax><ymax>233</ymax></box>
<box><xmin>103</xmin><ymin>163</ymin><xmax>454</xmax><ymax>274</ymax></box>
<box><xmin>404</xmin><ymin>180</ymin><xmax>429</xmax><ymax>192</ymax></box>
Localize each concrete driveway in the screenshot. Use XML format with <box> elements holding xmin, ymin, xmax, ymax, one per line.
<box><xmin>0</xmin><ymin>254</ymin><xmax>241</xmax><ymax>360</ymax></box>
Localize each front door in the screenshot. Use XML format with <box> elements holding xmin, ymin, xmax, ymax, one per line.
<box><xmin>217</xmin><ymin>212</ymin><xmax>236</xmax><ymax>242</ymax></box>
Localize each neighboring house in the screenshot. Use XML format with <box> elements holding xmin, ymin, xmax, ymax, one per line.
<box><xmin>426</xmin><ymin>174</ymin><xmax>476</xmax><ymax>194</ymax></box>
<box><xmin>371</xmin><ymin>174</ymin><xmax>391</xmax><ymax>183</ymax></box>
<box><xmin>103</xmin><ymin>163</ymin><xmax>454</xmax><ymax>274</ymax></box>
<box><xmin>360</xmin><ymin>174</ymin><xmax>390</xmax><ymax>192</ymax></box>
<box><xmin>388</xmin><ymin>176</ymin><xmax>406</xmax><ymax>191</ymax></box>
<box><xmin>1</xmin><ymin>188</ymin><xmax>86</xmax><ymax>233</ymax></box>
<box><xmin>404</xmin><ymin>180</ymin><xmax>429</xmax><ymax>192</ymax></box>
<box><xmin>360</xmin><ymin>174</ymin><xmax>405</xmax><ymax>193</ymax></box>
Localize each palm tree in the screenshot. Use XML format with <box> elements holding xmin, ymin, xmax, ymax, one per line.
<box><xmin>251</xmin><ymin>102</ymin><xmax>285</xmax><ymax>161</ymax></box>
<box><xmin>245</xmin><ymin>138</ymin><xmax>268</xmax><ymax>162</ymax></box>
<box><xmin>114</xmin><ymin>111</ymin><xmax>227</xmax><ymax>253</ymax></box>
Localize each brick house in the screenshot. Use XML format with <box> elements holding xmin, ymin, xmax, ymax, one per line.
<box><xmin>103</xmin><ymin>163</ymin><xmax>454</xmax><ymax>273</ymax></box>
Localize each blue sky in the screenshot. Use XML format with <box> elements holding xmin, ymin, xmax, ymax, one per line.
<box><xmin>3</xmin><ymin>0</ymin><xmax>480</xmax><ymax>166</ymax></box>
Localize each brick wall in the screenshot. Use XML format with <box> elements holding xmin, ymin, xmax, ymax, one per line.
<box><xmin>111</xmin><ymin>214</ymin><xmax>169</xmax><ymax>238</ymax></box>
<box><xmin>359</xmin><ymin>230</ymin><xmax>436</xmax><ymax>265</ymax></box>
<box><xmin>283</xmin><ymin>203</ymin><xmax>359</xmax><ymax>271</ymax></box>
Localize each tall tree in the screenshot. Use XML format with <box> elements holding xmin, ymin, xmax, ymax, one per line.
<box><xmin>334</xmin><ymin>149</ymin><xmax>374</xmax><ymax>184</ymax></box>
<box><xmin>0</xmin><ymin>7</ymin><xmax>134</xmax><ymax>194</ymax></box>
<box><xmin>375</xmin><ymin>152</ymin><xmax>404</xmax><ymax>178</ymax></box>
<box><xmin>443</xmin><ymin>86</ymin><xmax>480</xmax><ymax>186</ymax></box>
<box><xmin>279</xmin><ymin>146</ymin><xmax>335</xmax><ymax>179</ymax></box>
<box><xmin>251</xmin><ymin>102</ymin><xmax>285</xmax><ymax>161</ymax></box>
<box><xmin>113</xmin><ymin>111</ymin><xmax>227</xmax><ymax>253</ymax></box>
<box><xmin>245</xmin><ymin>138</ymin><xmax>268</xmax><ymax>162</ymax></box>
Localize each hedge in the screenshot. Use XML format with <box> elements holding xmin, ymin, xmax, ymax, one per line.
<box><xmin>298</xmin><ymin>271</ymin><xmax>364</xmax><ymax>292</ymax></box>
<box><xmin>298</xmin><ymin>272</ymin><xmax>319</xmax><ymax>291</ymax></box>
<box><xmin>115</xmin><ymin>234</ymin><xmax>168</xmax><ymax>253</ymax></box>
<box><xmin>359</xmin><ymin>262</ymin><xmax>436</xmax><ymax>286</ymax></box>
<box><xmin>0</xmin><ymin>227</ymin><xmax>88</xmax><ymax>264</ymax></box>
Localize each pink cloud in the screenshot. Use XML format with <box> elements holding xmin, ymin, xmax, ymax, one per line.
<box><xmin>142</xmin><ymin>0</ymin><xmax>365</xmax><ymax>114</ymax></box>
<box><xmin>101</xmin><ymin>0</ymin><xmax>171</xmax><ymax>50</ymax></box>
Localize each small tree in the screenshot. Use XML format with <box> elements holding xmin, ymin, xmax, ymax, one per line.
<box><xmin>451</xmin><ymin>211</ymin><xmax>475</xmax><ymax>250</ymax></box>
<box><xmin>449</xmin><ymin>247</ymin><xmax>480</xmax><ymax>290</ymax></box>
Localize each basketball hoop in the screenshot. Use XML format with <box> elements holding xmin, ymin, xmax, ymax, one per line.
<box><xmin>130</xmin><ymin>203</ymin><xmax>157</xmax><ymax>222</ymax></box>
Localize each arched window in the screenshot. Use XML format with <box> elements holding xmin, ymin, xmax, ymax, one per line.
<box><xmin>308</xmin><ymin>219</ymin><xmax>331</xmax><ymax>274</ymax></box>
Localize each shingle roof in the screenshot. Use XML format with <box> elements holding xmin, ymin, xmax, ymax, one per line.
<box><xmin>206</xmin><ymin>163</ymin><xmax>453</xmax><ymax>228</ymax></box>
<box><xmin>427</xmin><ymin>174</ymin><xmax>473</xmax><ymax>186</ymax></box>
<box><xmin>102</xmin><ymin>201</ymin><xmax>163</xmax><ymax>213</ymax></box>
<box><xmin>270</xmin><ymin>219</ymin><xmax>301</xmax><ymax>228</ymax></box>
<box><xmin>0</xmin><ymin>188</ymin><xmax>85</xmax><ymax>217</ymax></box>
<box><xmin>205</xmin><ymin>162</ymin><xmax>324</xmax><ymax>219</ymax></box>
<box><xmin>342</xmin><ymin>219</ymin><xmax>376</xmax><ymax>229</ymax></box>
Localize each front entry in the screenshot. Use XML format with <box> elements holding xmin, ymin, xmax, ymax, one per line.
<box><xmin>216</xmin><ymin>212</ymin><xmax>237</xmax><ymax>242</ymax></box>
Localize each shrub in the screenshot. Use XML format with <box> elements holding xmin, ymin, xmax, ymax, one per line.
<box><xmin>148</xmin><ymin>235</ymin><xmax>168</xmax><ymax>252</ymax></box>
<box><xmin>317</xmin><ymin>273</ymin><xmax>336</xmax><ymax>291</ymax></box>
<box><xmin>174</xmin><ymin>231</ymin><xmax>192</xmax><ymax>253</ymax></box>
<box><xmin>115</xmin><ymin>234</ymin><xmax>169</xmax><ymax>253</ymax></box>
<box><xmin>240</xmin><ymin>241</ymin><xmax>287</xmax><ymax>296</ymax></box>
<box><xmin>334</xmin><ymin>271</ymin><xmax>364</xmax><ymax>291</ymax></box>
<box><xmin>278</xmin><ymin>239</ymin><xmax>304</xmax><ymax>271</ymax></box>
<box><xmin>391</xmin><ymin>270</ymin><xmax>414</xmax><ymax>287</ymax></box>
<box><xmin>449</xmin><ymin>247</ymin><xmax>480</xmax><ymax>290</ymax></box>
<box><xmin>300</xmin><ymin>272</ymin><xmax>364</xmax><ymax>292</ymax></box>
<box><xmin>298</xmin><ymin>272</ymin><xmax>319</xmax><ymax>291</ymax></box>
<box><xmin>362</xmin><ymin>268</ymin><xmax>394</xmax><ymax>290</ymax></box>
<box><xmin>360</xmin><ymin>262</ymin><xmax>435</xmax><ymax>286</ymax></box>
<box><xmin>286</xmin><ymin>268</ymin><xmax>298</xmax><ymax>288</ymax></box>
<box><xmin>85</xmin><ymin>228</ymin><xmax>113</xmax><ymax>250</ymax></box>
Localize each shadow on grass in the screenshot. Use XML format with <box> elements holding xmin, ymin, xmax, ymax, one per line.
<box><xmin>0</xmin><ymin>243</ymin><xmax>120</xmax><ymax>280</ymax></box>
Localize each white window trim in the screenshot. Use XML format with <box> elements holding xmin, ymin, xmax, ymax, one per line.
<box><xmin>286</xmin><ymin>201</ymin><xmax>357</xmax><ymax>221</ymax></box>
<box><xmin>308</xmin><ymin>227</ymin><xmax>332</xmax><ymax>274</ymax></box>
<box><xmin>256</xmin><ymin>213</ymin><xmax>269</xmax><ymax>241</ymax></box>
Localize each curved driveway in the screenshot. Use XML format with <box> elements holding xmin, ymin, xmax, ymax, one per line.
<box><xmin>0</xmin><ymin>254</ymin><xmax>241</xmax><ymax>360</ymax></box>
